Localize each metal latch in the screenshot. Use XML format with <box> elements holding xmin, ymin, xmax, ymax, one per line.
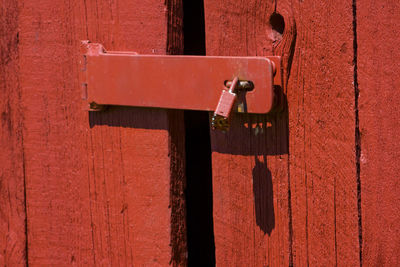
<box><xmin>80</xmin><ymin>41</ymin><xmax>282</xmax><ymax>129</ymax></box>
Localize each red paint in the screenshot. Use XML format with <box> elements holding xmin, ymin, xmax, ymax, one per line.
<box><xmin>82</xmin><ymin>42</ymin><xmax>278</xmax><ymax>114</ymax></box>
<box><xmin>285</xmin><ymin>1</ymin><xmax>360</xmax><ymax>266</ymax></box>
<box><xmin>16</xmin><ymin>0</ymin><xmax>185</xmax><ymax>265</ymax></box>
<box><xmin>0</xmin><ymin>0</ymin><xmax>26</xmax><ymax>265</ymax></box>
<box><xmin>205</xmin><ymin>0</ymin><xmax>359</xmax><ymax>266</ymax></box>
<box><xmin>2</xmin><ymin>0</ymin><xmax>400</xmax><ymax>266</ymax></box>
<box><xmin>205</xmin><ymin>1</ymin><xmax>291</xmax><ymax>265</ymax></box>
<box><xmin>214</xmin><ymin>77</ymin><xmax>239</xmax><ymax>117</ymax></box>
<box><xmin>358</xmin><ymin>0</ymin><xmax>400</xmax><ymax>265</ymax></box>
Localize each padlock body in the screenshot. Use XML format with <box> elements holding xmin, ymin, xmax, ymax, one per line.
<box><xmin>214</xmin><ymin>90</ymin><xmax>237</xmax><ymax>118</ymax></box>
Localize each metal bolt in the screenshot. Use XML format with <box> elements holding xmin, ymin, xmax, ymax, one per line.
<box><xmin>224</xmin><ymin>80</ymin><xmax>254</xmax><ymax>91</ymax></box>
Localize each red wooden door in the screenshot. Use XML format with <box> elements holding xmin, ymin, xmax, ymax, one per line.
<box><xmin>204</xmin><ymin>1</ymin><xmax>359</xmax><ymax>265</ymax></box>
<box><xmin>1</xmin><ymin>0</ymin><xmax>186</xmax><ymax>265</ymax></box>
<box><xmin>1</xmin><ymin>0</ymin><xmax>399</xmax><ymax>266</ymax></box>
<box><xmin>204</xmin><ymin>0</ymin><xmax>400</xmax><ymax>266</ymax></box>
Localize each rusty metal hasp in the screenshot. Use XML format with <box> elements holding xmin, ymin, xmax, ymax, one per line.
<box><xmin>80</xmin><ymin>41</ymin><xmax>282</xmax><ymax>116</ymax></box>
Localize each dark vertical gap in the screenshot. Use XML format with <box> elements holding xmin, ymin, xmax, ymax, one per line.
<box><xmin>183</xmin><ymin>0</ymin><xmax>205</xmax><ymax>55</ymax></box>
<box><xmin>183</xmin><ymin>0</ymin><xmax>216</xmax><ymax>266</ymax></box>
<box><xmin>352</xmin><ymin>0</ymin><xmax>363</xmax><ymax>266</ymax></box>
<box><xmin>184</xmin><ymin>112</ymin><xmax>215</xmax><ymax>266</ymax></box>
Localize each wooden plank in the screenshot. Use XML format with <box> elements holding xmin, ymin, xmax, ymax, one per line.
<box><xmin>19</xmin><ymin>0</ymin><xmax>185</xmax><ymax>265</ymax></box>
<box><xmin>285</xmin><ymin>1</ymin><xmax>360</xmax><ymax>266</ymax></box>
<box><xmin>357</xmin><ymin>1</ymin><xmax>400</xmax><ymax>265</ymax></box>
<box><xmin>18</xmin><ymin>1</ymin><xmax>97</xmax><ymax>264</ymax></box>
<box><xmin>0</xmin><ymin>0</ymin><xmax>26</xmax><ymax>265</ymax></box>
<box><xmin>204</xmin><ymin>1</ymin><xmax>290</xmax><ymax>266</ymax></box>
<box><xmin>204</xmin><ymin>0</ymin><xmax>360</xmax><ymax>265</ymax></box>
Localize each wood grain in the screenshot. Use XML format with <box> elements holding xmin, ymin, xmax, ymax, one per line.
<box><xmin>286</xmin><ymin>1</ymin><xmax>360</xmax><ymax>266</ymax></box>
<box><xmin>357</xmin><ymin>0</ymin><xmax>400</xmax><ymax>265</ymax></box>
<box><xmin>204</xmin><ymin>0</ymin><xmax>360</xmax><ymax>265</ymax></box>
<box><xmin>3</xmin><ymin>0</ymin><xmax>399</xmax><ymax>265</ymax></box>
<box><xmin>204</xmin><ymin>1</ymin><xmax>290</xmax><ymax>265</ymax></box>
<box><xmin>18</xmin><ymin>0</ymin><xmax>185</xmax><ymax>265</ymax></box>
<box><xmin>0</xmin><ymin>0</ymin><xmax>26</xmax><ymax>265</ymax></box>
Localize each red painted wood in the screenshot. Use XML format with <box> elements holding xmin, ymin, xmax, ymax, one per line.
<box><xmin>285</xmin><ymin>1</ymin><xmax>360</xmax><ymax>266</ymax></box>
<box><xmin>204</xmin><ymin>0</ymin><xmax>360</xmax><ymax>265</ymax></box>
<box><xmin>0</xmin><ymin>0</ymin><xmax>26</xmax><ymax>265</ymax></box>
<box><xmin>18</xmin><ymin>0</ymin><xmax>185</xmax><ymax>265</ymax></box>
<box><xmin>2</xmin><ymin>0</ymin><xmax>399</xmax><ymax>266</ymax></box>
<box><xmin>357</xmin><ymin>1</ymin><xmax>400</xmax><ymax>265</ymax></box>
<box><xmin>204</xmin><ymin>1</ymin><xmax>290</xmax><ymax>266</ymax></box>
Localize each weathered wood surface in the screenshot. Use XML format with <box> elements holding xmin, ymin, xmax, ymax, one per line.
<box><xmin>0</xmin><ymin>0</ymin><xmax>26</xmax><ymax>265</ymax></box>
<box><xmin>204</xmin><ymin>1</ymin><xmax>290</xmax><ymax>265</ymax></box>
<box><xmin>357</xmin><ymin>0</ymin><xmax>400</xmax><ymax>265</ymax></box>
<box><xmin>1</xmin><ymin>0</ymin><xmax>400</xmax><ymax>266</ymax></box>
<box><xmin>15</xmin><ymin>0</ymin><xmax>185</xmax><ymax>265</ymax></box>
<box><xmin>285</xmin><ymin>1</ymin><xmax>360</xmax><ymax>266</ymax></box>
<box><xmin>204</xmin><ymin>0</ymin><xmax>360</xmax><ymax>265</ymax></box>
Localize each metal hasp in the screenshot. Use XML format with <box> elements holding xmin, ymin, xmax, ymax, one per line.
<box><xmin>80</xmin><ymin>41</ymin><xmax>282</xmax><ymax>113</ymax></box>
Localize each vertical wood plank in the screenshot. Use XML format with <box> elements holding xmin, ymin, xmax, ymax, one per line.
<box><xmin>286</xmin><ymin>1</ymin><xmax>360</xmax><ymax>266</ymax></box>
<box><xmin>204</xmin><ymin>0</ymin><xmax>360</xmax><ymax>265</ymax></box>
<box><xmin>357</xmin><ymin>1</ymin><xmax>400</xmax><ymax>265</ymax></box>
<box><xmin>19</xmin><ymin>0</ymin><xmax>98</xmax><ymax>264</ymax></box>
<box><xmin>204</xmin><ymin>1</ymin><xmax>290</xmax><ymax>266</ymax></box>
<box><xmin>19</xmin><ymin>0</ymin><xmax>185</xmax><ymax>265</ymax></box>
<box><xmin>0</xmin><ymin>0</ymin><xmax>26</xmax><ymax>265</ymax></box>
<box><xmin>83</xmin><ymin>0</ymin><xmax>186</xmax><ymax>265</ymax></box>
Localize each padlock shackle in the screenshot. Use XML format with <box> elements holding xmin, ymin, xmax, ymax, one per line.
<box><xmin>227</xmin><ymin>77</ymin><xmax>240</xmax><ymax>93</ymax></box>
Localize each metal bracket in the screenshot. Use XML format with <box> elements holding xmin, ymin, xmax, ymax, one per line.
<box><xmin>80</xmin><ymin>41</ymin><xmax>282</xmax><ymax>113</ymax></box>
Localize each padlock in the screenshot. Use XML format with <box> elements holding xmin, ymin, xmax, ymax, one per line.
<box><xmin>214</xmin><ymin>89</ymin><xmax>237</xmax><ymax>117</ymax></box>
<box><xmin>211</xmin><ymin>77</ymin><xmax>239</xmax><ymax>131</ymax></box>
